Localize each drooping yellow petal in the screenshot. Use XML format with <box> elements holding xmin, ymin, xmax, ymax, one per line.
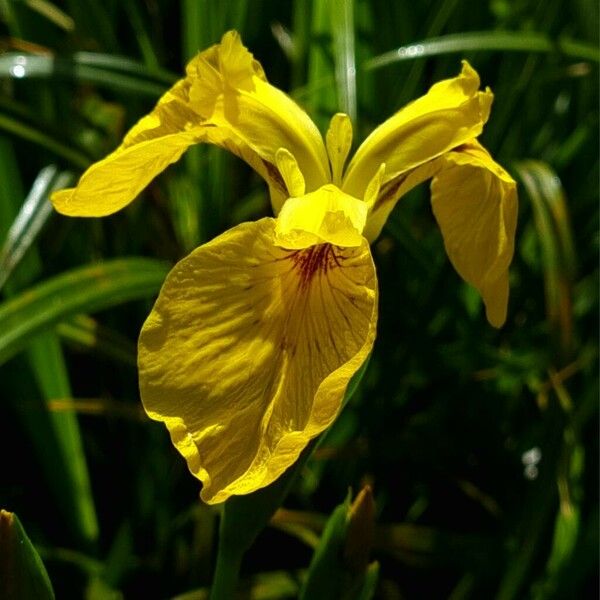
<box><xmin>188</xmin><ymin>31</ymin><xmax>330</xmax><ymax>211</ymax></box>
<box><xmin>138</xmin><ymin>218</ymin><xmax>378</xmax><ymax>504</ymax></box>
<box><xmin>342</xmin><ymin>61</ymin><xmax>493</xmax><ymax>200</ymax></box>
<box><xmin>274</xmin><ymin>184</ymin><xmax>368</xmax><ymax>249</ymax></box>
<box><xmin>364</xmin><ymin>140</ymin><xmax>516</xmax><ymax>326</ymax></box>
<box><xmin>429</xmin><ymin>141</ymin><xmax>517</xmax><ymax>327</ymax></box>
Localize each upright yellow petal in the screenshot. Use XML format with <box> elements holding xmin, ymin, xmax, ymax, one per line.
<box><xmin>187</xmin><ymin>31</ymin><xmax>330</xmax><ymax>210</ymax></box>
<box><xmin>362</xmin><ymin>159</ymin><xmax>441</xmax><ymax>242</ymax></box>
<box><xmin>430</xmin><ymin>141</ymin><xmax>517</xmax><ymax>327</ymax></box>
<box><xmin>326</xmin><ymin>113</ymin><xmax>353</xmax><ymax>186</ymax></box>
<box><xmin>138</xmin><ymin>219</ymin><xmax>377</xmax><ymax>504</ymax></box>
<box><xmin>342</xmin><ymin>62</ymin><xmax>493</xmax><ymax>200</ymax></box>
<box><xmin>275</xmin><ymin>147</ymin><xmax>306</xmax><ymax>198</ymax></box>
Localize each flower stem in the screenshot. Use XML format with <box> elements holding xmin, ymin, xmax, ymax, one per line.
<box><xmin>209</xmin><ymin>538</ymin><xmax>243</xmax><ymax>600</ymax></box>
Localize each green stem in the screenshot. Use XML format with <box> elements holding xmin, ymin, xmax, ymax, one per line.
<box><xmin>208</xmin><ymin>356</ymin><xmax>372</xmax><ymax>597</ymax></box>
<box><xmin>209</xmin><ymin>535</ymin><xmax>244</xmax><ymax>600</ymax></box>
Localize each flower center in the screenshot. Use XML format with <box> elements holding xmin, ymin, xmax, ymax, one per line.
<box><xmin>274</xmin><ymin>184</ymin><xmax>368</xmax><ymax>250</ymax></box>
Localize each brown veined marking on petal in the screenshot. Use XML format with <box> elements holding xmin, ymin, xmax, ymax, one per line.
<box><xmin>274</xmin><ymin>242</ymin><xmax>364</xmax><ymax>355</ymax></box>
<box><xmin>288</xmin><ymin>244</ymin><xmax>341</xmax><ymax>289</ymax></box>
<box><xmin>261</xmin><ymin>158</ymin><xmax>288</xmax><ymax>195</ymax></box>
<box><xmin>372</xmin><ymin>171</ymin><xmax>409</xmax><ymax>211</ymax></box>
<box><xmin>271</xmin><ymin>242</ymin><xmax>364</xmax><ymax>423</ymax></box>
<box><xmin>274</xmin><ymin>243</ymin><xmax>350</xmax><ymax>365</ymax></box>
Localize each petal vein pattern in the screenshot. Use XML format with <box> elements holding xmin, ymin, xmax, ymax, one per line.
<box><xmin>138</xmin><ymin>219</ymin><xmax>377</xmax><ymax>503</ymax></box>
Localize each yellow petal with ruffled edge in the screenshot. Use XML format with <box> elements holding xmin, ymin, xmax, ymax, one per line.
<box><xmin>274</xmin><ymin>184</ymin><xmax>368</xmax><ymax>249</ymax></box>
<box><xmin>188</xmin><ymin>31</ymin><xmax>330</xmax><ymax>212</ymax></box>
<box><xmin>430</xmin><ymin>141</ymin><xmax>517</xmax><ymax>327</ymax></box>
<box><xmin>342</xmin><ymin>61</ymin><xmax>493</xmax><ymax>200</ymax></box>
<box><xmin>138</xmin><ymin>218</ymin><xmax>377</xmax><ymax>504</ymax></box>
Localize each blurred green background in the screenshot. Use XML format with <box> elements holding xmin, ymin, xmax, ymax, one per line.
<box><xmin>0</xmin><ymin>0</ymin><xmax>597</xmax><ymax>598</ymax></box>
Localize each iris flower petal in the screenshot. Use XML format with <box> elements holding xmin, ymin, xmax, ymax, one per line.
<box><xmin>51</xmin><ymin>79</ymin><xmax>203</xmax><ymax>217</ymax></box>
<box><xmin>430</xmin><ymin>141</ymin><xmax>517</xmax><ymax>327</ymax></box>
<box><xmin>188</xmin><ymin>31</ymin><xmax>330</xmax><ymax>210</ymax></box>
<box><xmin>364</xmin><ymin>140</ymin><xmax>516</xmax><ymax>326</ymax></box>
<box><xmin>326</xmin><ymin>113</ymin><xmax>353</xmax><ymax>186</ymax></box>
<box><xmin>362</xmin><ymin>160</ymin><xmax>441</xmax><ymax>242</ymax></box>
<box><xmin>274</xmin><ymin>184</ymin><xmax>368</xmax><ymax>249</ymax></box>
<box><xmin>138</xmin><ymin>218</ymin><xmax>378</xmax><ymax>504</ymax></box>
<box><xmin>51</xmin><ymin>31</ymin><xmax>329</xmax><ymax>217</ymax></box>
<box><xmin>342</xmin><ymin>61</ymin><xmax>493</xmax><ymax>200</ymax></box>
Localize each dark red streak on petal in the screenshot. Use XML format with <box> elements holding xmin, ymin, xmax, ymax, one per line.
<box><xmin>289</xmin><ymin>244</ymin><xmax>340</xmax><ymax>288</ymax></box>
<box><xmin>262</xmin><ymin>159</ymin><xmax>288</xmax><ymax>195</ymax></box>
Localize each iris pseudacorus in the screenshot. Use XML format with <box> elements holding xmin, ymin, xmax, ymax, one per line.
<box><xmin>52</xmin><ymin>31</ymin><xmax>517</xmax><ymax>504</ymax></box>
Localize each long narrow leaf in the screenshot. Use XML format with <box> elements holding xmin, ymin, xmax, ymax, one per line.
<box><xmin>0</xmin><ymin>53</ymin><xmax>171</xmax><ymax>96</ymax></box>
<box><xmin>364</xmin><ymin>31</ymin><xmax>599</xmax><ymax>70</ymax></box>
<box><xmin>56</xmin><ymin>314</ymin><xmax>137</xmax><ymax>367</ymax></box>
<box><xmin>331</xmin><ymin>0</ymin><xmax>357</xmax><ymax>122</ymax></box>
<box><xmin>0</xmin><ymin>138</ymin><xmax>99</xmax><ymax>546</ymax></box>
<box><xmin>0</xmin><ymin>165</ymin><xmax>72</xmax><ymax>291</ymax></box>
<box><xmin>0</xmin><ymin>104</ymin><xmax>91</xmax><ymax>169</ymax></box>
<box><xmin>516</xmin><ymin>160</ymin><xmax>576</xmax><ymax>355</ymax></box>
<box><xmin>0</xmin><ymin>258</ymin><xmax>170</xmax><ymax>366</ymax></box>
<box><xmin>24</xmin><ymin>0</ymin><xmax>74</xmax><ymax>31</ymax></box>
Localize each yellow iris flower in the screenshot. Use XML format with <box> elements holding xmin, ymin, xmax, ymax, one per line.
<box><xmin>52</xmin><ymin>31</ymin><xmax>517</xmax><ymax>504</ymax></box>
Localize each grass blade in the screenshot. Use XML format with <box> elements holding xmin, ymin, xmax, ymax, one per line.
<box><xmin>0</xmin><ymin>53</ymin><xmax>172</xmax><ymax>96</ymax></box>
<box><xmin>24</xmin><ymin>0</ymin><xmax>74</xmax><ymax>31</ymax></box>
<box><xmin>74</xmin><ymin>52</ymin><xmax>175</xmax><ymax>83</ymax></box>
<box><xmin>331</xmin><ymin>0</ymin><xmax>357</xmax><ymax>122</ymax></box>
<box><xmin>515</xmin><ymin>160</ymin><xmax>576</xmax><ymax>356</ymax></box>
<box><xmin>26</xmin><ymin>333</ymin><xmax>100</xmax><ymax>545</ymax></box>
<box><xmin>56</xmin><ymin>314</ymin><xmax>137</xmax><ymax>367</ymax></box>
<box><xmin>0</xmin><ymin>165</ymin><xmax>72</xmax><ymax>291</ymax></box>
<box><xmin>365</xmin><ymin>31</ymin><xmax>600</xmax><ymax>70</ymax></box>
<box><xmin>63</xmin><ymin>0</ymin><xmax>118</xmax><ymax>52</ymax></box>
<box><xmin>0</xmin><ymin>258</ymin><xmax>170</xmax><ymax>366</ymax></box>
<box><xmin>122</xmin><ymin>0</ymin><xmax>161</xmax><ymax>70</ymax></box>
<box><xmin>0</xmin><ymin>138</ymin><xmax>99</xmax><ymax>547</ymax></box>
<box><xmin>305</xmin><ymin>0</ymin><xmax>338</xmax><ymax>130</ymax></box>
<box><xmin>0</xmin><ymin>99</ymin><xmax>91</xmax><ymax>168</ymax></box>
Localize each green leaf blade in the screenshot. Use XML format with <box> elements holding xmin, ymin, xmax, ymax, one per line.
<box><xmin>0</xmin><ymin>258</ymin><xmax>170</xmax><ymax>366</ymax></box>
<box><xmin>0</xmin><ymin>510</ymin><xmax>55</xmax><ymax>600</ymax></box>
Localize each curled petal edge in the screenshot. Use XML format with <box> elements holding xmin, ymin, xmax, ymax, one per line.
<box><xmin>138</xmin><ymin>219</ymin><xmax>378</xmax><ymax>504</ymax></box>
